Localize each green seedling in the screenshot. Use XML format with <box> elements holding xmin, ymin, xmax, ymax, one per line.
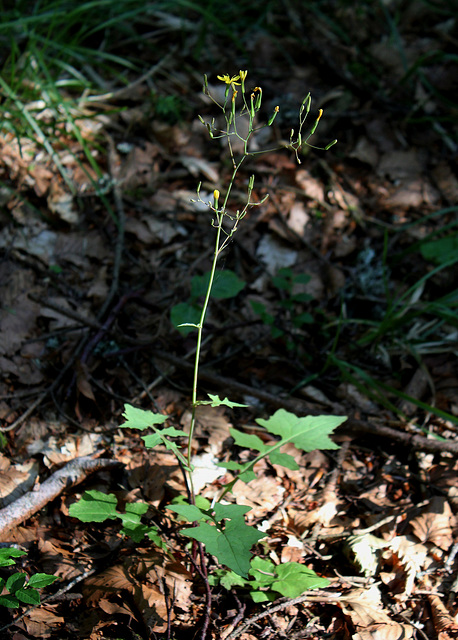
<box><xmin>0</xmin><ymin>547</ymin><xmax>58</xmax><ymax>608</ymax></box>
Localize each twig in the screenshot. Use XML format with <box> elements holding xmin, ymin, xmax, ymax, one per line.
<box><xmin>0</xmin><ymin>455</ymin><xmax>122</xmax><ymax>538</ymax></box>
<box><xmin>226</xmin><ymin>591</ymin><xmax>341</xmax><ymax>639</ymax></box>
<box><xmin>27</xmin><ymin>294</ymin><xmax>103</xmax><ymax>331</ymax></box>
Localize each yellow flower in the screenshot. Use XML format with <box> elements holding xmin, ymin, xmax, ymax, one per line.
<box><xmin>217</xmin><ymin>73</ymin><xmax>241</xmax><ymax>86</ymax></box>
<box><xmin>239</xmin><ymin>70</ymin><xmax>248</xmax><ymax>81</ymax></box>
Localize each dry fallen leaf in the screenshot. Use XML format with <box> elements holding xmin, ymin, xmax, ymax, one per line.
<box><xmin>410</xmin><ymin>496</ymin><xmax>455</xmax><ymax>551</ymax></box>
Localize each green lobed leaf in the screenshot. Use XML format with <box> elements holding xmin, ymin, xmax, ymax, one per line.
<box><xmin>181</xmin><ymin>504</ymin><xmax>264</xmax><ymax>578</ymax></box>
<box><xmin>249</xmin><ymin>557</ymin><xmax>277</xmax><ymax>587</ymax></box>
<box><xmin>230</xmin><ymin>428</ymin><xmax>266</xmax><ymax>452</ymax></box>
<box><xmin>121</xmin><ymin>522</ymin><xmax>150</xmax><ymax>542</ymax></box>
<box><xmin>203</xmin><ymin>394</ymin><xmax>249</xmax><ymax>408</ymax></box>
<box><xmin>256</xmin><ymin>409</ymin><xmax>344</xmax><ymax>452</ymax></box>
<box><xmin>122</xmin><ymin>404</ymin><xmax>167</xmax><ymax>430</ymax></box>
<box><xmin>271</xmin><ymin>562</ymin><xmax>330</xmax><ymax>597</ymax></box>
<box><xmin>267</xmin><ymin>450</ymin><xmax>299</xmax><ymax>470</ymax></box>
<box><xmin>142</xmin><ymin>426</ymin><xmax>186</xmax><ymax>451</ymax></box>
<box><xmin>69</xmin><ymin>490</ymin><xmax>118</xmax><ymax>523</ymax></box>
<box><xmin>168</xmin><ymin>504</ymin><xmax>210</xmax><ymax>522</ymax></box>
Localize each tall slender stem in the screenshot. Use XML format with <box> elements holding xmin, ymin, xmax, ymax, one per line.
<box><xmin>186</xmin><ymin>158</ymin><xmax>247</xmax><ymax>500</ymax></box>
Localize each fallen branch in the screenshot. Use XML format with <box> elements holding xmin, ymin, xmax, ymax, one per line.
<box><xmin>0</xmin><ymin>455</ymin><xmax>122</xmax><ymax>539</ymax></box>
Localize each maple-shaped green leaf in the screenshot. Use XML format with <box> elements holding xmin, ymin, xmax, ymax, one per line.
<box><xmin>180</xmin><ymin>503</ymin><xmax>264</xmax><ymax>577</ymax></box>
<box><xmin>69</xmin><ymin>490</ymin><xmax>118</xmax><ymax>522</ymax></box>
<box><xmin>272</xmin><ymin>562</ymin><xmax>330</xmax><ymax>597</ymax></box>
<box><xmin>122</xmin><ymin>404</ymin><xmax>167</xmax><ymax>430</ymax></box>
<box><xmin>211</xmin><ymin>568</ymin><xmax>248</xmax><ymax>590</ymax></box>
<box><xmin>257</xmin><ymin>409</ymin><xmax>344</xmax><ymax>452</ymax></box>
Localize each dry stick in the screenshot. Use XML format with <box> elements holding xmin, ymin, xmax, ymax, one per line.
<box><xmin>150</xmin><ymin>349</ymin><xmax>458</xmax><ymax>455</ymax></box>
<box><xmin>225</xmin><ymin>591</ymin><xmax>342</xmax><ymax>640</ymax></box>
<box><xmin>27</xmin><ymin>294</ymin><xmax>103</xmax><ymax>331</ymax></box>
<box><xmin>0</xmin><ymin>455</ymin><xmax>122</xmax><ymax>538</ymax></box>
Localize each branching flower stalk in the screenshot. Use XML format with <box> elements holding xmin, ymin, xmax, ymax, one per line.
<box><xmin>183</xmin><ymin>71</ymin><xmax>336</xmax><ymax>502</ymax></box>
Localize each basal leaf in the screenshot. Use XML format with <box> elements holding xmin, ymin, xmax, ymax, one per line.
<box><xmin>122</xmin><ymin>404</ymin><xmax>167</xmax><ymax>430</ymax></box>
<box><xmin>271</xmin><ymin>562</ymin><xmax>330</xmax><ymax>597</ymax></box>
<box><xmin>168</xmin><ymin>504</ymin><xmax>209</xmax><ymax>522</ymax></box>
<box><xmin>69</xmin><ymin>490</ymin><xmax>118</xmax><ymax>523</ymax></box>
<box><xmin>249</xmin><ymin>557</ymin><xmax>277</xmax><ymax>587</ymax></box>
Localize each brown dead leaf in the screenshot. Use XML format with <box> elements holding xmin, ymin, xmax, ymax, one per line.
<box><xmin>296</xmin><ymin>168</ymin><xmax>325</xmax><ymax>202</ymax></box>
<box><xmin>0</xmin><ymin>269</ymin><xmax>40</xmax><ymax>357</ymax></box>
<box><xmin>429</xmin><ymin>593</ymin><xmax>458</xmax><ymax>640</ymax></box>
<box><xmin>410</xmin><ymin>496</ymin><xmax>455</xmax><ymax>551</ymax></box>
<box><xmin>0</xmin><ymin>454</ymin><xmax>39</xmax><ymax>507</ymax></box>
<box><xmin>386</xmin><ymin>535</ymin><xmax>429</xmax><ymax>597</ymax></box>
<box><xmin>340</xmin><ymin>585</ymin><xmax>414</xmax><ymax>639</ymax></box>
<box><xmin>17</xmin><ymin>605</ymin><xmax>65</xmax><ymax>638</ymax></box>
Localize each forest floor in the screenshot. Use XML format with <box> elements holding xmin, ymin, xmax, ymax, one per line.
<box><xmin>0</xmin><ymin>1</ymin><xmax>458</xmax><ymax>638</ymax></box>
